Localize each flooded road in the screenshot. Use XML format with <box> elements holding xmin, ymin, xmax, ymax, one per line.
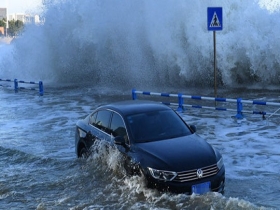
<box><xmin>0</xmin><ymin>86</ymin><xmax>279</xmax><ymax>209</ymax></box>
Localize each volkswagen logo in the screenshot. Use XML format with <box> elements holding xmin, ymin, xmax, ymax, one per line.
<box><xmin>197</xmin><ymin>169</ymin><xmax>203</xmax><ymax>178</ymax></box>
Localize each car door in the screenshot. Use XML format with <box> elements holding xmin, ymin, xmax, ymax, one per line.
<box><xmin>109</xmin><ymin>112</ymin><xmax>138</xmax><ymax>175</ymax></box>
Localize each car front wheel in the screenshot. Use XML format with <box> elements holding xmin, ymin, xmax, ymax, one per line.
<box><xmin>78</xmin><ymin>147</ymin><xmax>90</xmax><ymax>159</ymax></box>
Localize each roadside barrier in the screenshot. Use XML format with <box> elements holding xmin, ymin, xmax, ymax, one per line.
<box><xmin>0</xmin><ymin>78</ymin><xmax>44</xmax><ymax>96</ymax></box>
<box><xmin>132</xmin><ymin>89</ymin><xmax>280</xmax><ymax>119</ymax></box>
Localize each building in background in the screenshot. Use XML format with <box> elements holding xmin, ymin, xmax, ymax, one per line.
<box><xmin>10</xmin><ymin>13</ymin><xmax>41</xmax><ymax>24</ymax></box>
<box><xmin>9</xmin><ymin>13</ymin><xmax>41</xmax><ymax>25</ymax></box>
<box><xmin>0</xmin><ymin>27</ymin><xmax>4</xmax><ymax>36</ymax></box>
<box><xmin>0</xmin><ymin>8</ymin><xmax>7</xmax><ymax>20</ymax></box>
<box><xmin>0</xmin><ymin>7</ymin><xmax>42</xmax><ymax>37</ymax></box>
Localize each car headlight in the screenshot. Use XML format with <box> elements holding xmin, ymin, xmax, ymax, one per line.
<box><xmin>217</xmin><ymin>157</ymin><xmax>224</xmax><ymax>170</ymax></box>
<box><xmin>148</xmin><ymin>167</ymin><xmax>177</xmax><ymax>181</ymax></box>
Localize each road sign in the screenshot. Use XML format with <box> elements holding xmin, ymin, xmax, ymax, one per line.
<box><xmin>207</xmin><ymin>7</ymin><xmax>223</xmax><ymax>31</ymax></box>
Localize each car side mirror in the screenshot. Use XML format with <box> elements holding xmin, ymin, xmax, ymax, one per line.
<box><xmin>190</xmin><ymin>125</ymin><xmax>197</xmax><ymax>133</ymax></box>
<box><xmin>114</xmin><ymin>136</ymin><xmax>126</xmax><ymax>146</ymax></box>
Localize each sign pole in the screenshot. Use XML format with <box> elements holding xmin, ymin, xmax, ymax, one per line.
<box><xmin>207</xmin><ymin>7</ymin><xmax>222</xmax><ymax>100</ymax></box>
<box><xmin>213</xmin><ymin>30</ymin><xmax>217</xmax><ymax>98</ymax></box>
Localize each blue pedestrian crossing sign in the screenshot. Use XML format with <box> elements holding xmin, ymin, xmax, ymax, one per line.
<box><xmin>208</xmin><ymin>7</ymin><xmax>223</xmax><ymax>31</ymax></box>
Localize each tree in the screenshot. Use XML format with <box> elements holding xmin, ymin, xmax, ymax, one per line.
<box><xmin>0</xmin><ymin>18</ymin><xmax>6</xmax><ymax>28</ymax></box>
<box><xmin>8</xmin><ymin>20</ymin><xmax>24</xmax><ymax>37</ymax></box>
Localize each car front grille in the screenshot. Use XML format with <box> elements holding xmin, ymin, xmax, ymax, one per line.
<box><xmin>173</xmin><ymin>164</ymin><xmax>219</xmax><ymax>182</ymax></box>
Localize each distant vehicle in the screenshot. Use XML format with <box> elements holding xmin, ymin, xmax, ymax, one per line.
<box><xmin>75</xmin><ymin>100</ymin><xmax>225</xmax><ymax>194</ymax></box>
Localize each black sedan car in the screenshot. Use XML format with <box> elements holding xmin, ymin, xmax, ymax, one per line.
<box><xmin>75</xmin><ymin>100</ymin><xmax>225</xmax><ymax>194</ymax></box>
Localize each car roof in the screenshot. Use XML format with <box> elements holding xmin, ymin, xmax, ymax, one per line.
<box><xmin>98</xmin><ymin>100</ymin><xmax>172</xmax><ymax>116</ymax></box>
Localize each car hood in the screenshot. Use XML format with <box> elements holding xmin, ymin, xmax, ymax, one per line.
<box><xmin>134</xmin><ymin>134</ymin><xmax>217</xmax><ymax>172</ymax></box>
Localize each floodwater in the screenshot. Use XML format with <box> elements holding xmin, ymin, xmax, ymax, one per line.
<box><xmin>1</xmin><ymin>1</ymin><xmax>280</xmax><ymax>208</ymax></box>
<box><xmin>0</xmin><ymin>85</ymin><xmax>279</xmax><ymax>210</ymax></box>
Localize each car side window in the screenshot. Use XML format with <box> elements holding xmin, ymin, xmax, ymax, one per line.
<box><xmin>89</xmin><ymin>112</ymin><xmax>97</xmax><ymax>125</ymax></box>
<box><xmin>93</xmin><ymin>110</ymin><xmax>112</xmax><ymax>134</ymax></box>
<box><xmin>110</xmin><ymin>113</ymin><xmax>128</xmax><ymax>144</ymax></box>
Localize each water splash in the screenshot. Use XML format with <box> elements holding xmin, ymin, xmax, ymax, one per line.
<box><xmin>0</xmin><ymin>0</ymin><xmax>280</xmax><ymax>89</ymax></box>
<box><xmin>82</xmin><ymin>140</ymin><xmax>271</xmax><ymax>210</ymax></box>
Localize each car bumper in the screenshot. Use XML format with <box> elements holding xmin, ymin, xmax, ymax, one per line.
<box><xmin>145</xmin><ymin>166</ymin><xmax>225</xmax><ymax>194</ymax></box>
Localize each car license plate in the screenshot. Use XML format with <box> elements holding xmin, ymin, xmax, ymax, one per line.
<box><xmin>192</xmin><ymin>182</ymin><xmax>211</xmax><ymax>194</ymax></box>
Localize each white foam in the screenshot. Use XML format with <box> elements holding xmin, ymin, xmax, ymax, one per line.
<box><xmin>0</xmin><ymin>1</ymin><xmax>280</xmax><ymax>87</ymax></box>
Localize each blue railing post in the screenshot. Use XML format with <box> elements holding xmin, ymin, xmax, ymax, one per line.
<box><xmin>39</xmin><ymin>81</ymin><xmax>44</xmax><ymax>96</ymax></box>
<box><xmin>236</xmin><ymin>98</ymin><xmax>243</xmax><ymax>119</ymax></box>
<box><xmin>132</xmin><ymin>89</ymin><xmax>137</xmax><ymax>100</ymax></box>
<box><xmin>14</xmin><ymin>79</ymin><xmax>18</xmax><ymax>93</ymax></box>
<box><xmin>177</xmin><ymin>93</ymin><xmax>184</xmax><ymax>112</ymax></box>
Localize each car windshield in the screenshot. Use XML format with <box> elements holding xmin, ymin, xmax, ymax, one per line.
<box><xmin>126</xmin><ymin>109</ymin><xmax>192</xmax><ymax>143</ymax></box>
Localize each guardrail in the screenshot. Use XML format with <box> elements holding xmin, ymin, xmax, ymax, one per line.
<box><xmin>0</xmin><ymin>79</ymin><xmax>44</xmax><ymax>96</ymax></box>
<box><xmin>132</xmin><ymin>89</ymin><xmax>280</xmax><ymax>119</ymax></box>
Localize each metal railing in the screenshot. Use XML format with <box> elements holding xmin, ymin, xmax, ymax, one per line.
<box><xmin>132</xmin><ymin>89</ymin><xmax>280</xmax><ymax>119</ymax></box>
<box><xmin>0</xmin><ymin>78</ymin><xmax>44</xmax><ymax>96</ymax></box>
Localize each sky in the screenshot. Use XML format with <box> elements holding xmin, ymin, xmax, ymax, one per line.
<box><xmin>0</xmin><ymin>0</ymin><xmax>42</xmax><ymax>14</ymax></box>
<box><xmin>0</xmin><ymin>0</ymin><xmax>280</xmax><ymax>14</ymax></box>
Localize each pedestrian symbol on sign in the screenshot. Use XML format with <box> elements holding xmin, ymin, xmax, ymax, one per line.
<box><xmin>210</xmin><ymin>12</ymin><xmax>221</xmax><ymax>27</ymax></box>
<box><xmin>207</xmin><ymin>7</ymin><xmax>222</xmax><ymax>31</ymax></box>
